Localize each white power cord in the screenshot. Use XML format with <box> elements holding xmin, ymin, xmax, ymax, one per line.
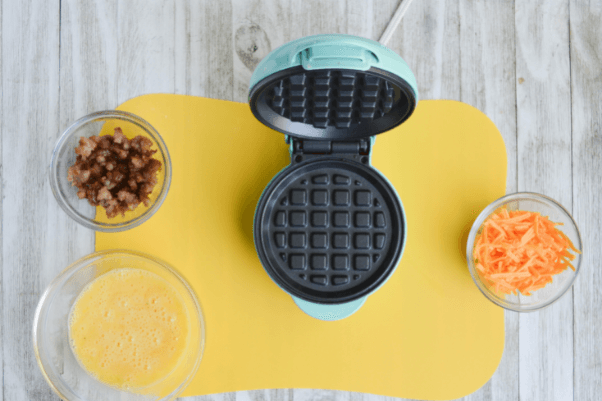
<box><xmin>379</xmin><ymin>0</ymin><xmax>416</xmax><ymax>46</ymax></box>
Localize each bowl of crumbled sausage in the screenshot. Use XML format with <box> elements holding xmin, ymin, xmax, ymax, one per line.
<box><xmin>50</xmin><ymin>110</ymin><xmax>172</xmax><ymax>232</ymax></box>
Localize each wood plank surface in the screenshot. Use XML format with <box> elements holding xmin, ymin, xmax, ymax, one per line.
<box><xmin>515</xmin><ymin>1</ymin><xmax>574</xmax><ymax>401</ymax></box>
<box><xmin>2</xmin><ymin>0</ymin><xmax>601</xmax><ymax>400</ymax></box>
<box><xmin>393</xmin><ymin>0</ymin><xmax>460</xmax><ymax>100</ymax></box>
<box><xmin>570</xmin><ymin>1</ymin><xmax>602</xmax><ymax>400</ymax></box>
<box><xmin>0</xmin><ymin>0</ymin><xmax>3</xmax><ymax>397</ymax></box>
<box><xmin>1</xmin><ymin>0</ymin><xmax>61</xmax><ymax>399</ymax></box>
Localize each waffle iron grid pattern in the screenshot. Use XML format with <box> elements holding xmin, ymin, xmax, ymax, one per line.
<box><xmin>269</xmin><ymin>70</ymin><xmax>396</xmax><ymax>129</ymax></box>
<box><xmin>267</xmin><ymin>170</ymin><xmax>393</xmax><ymax>293</ymax></box>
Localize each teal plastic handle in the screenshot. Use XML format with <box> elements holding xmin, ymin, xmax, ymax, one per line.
<box><xmin>300</xmin><ymin>45</ymin><xmax>378</xmax><ymax>71</ymax></box>
<box><xmin>292</xmin><ymin>295</ymin><xmax>367</xmax><ymax>321</ymax></box>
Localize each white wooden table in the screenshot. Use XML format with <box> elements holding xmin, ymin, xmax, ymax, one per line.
<box><xmin>2</xmin><ymin>1</ymin><xmax>601</xmax><ymax>400</ymax></box>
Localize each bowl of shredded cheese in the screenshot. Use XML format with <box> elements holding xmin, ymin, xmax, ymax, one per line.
<box><xmin>467</xmin><ymin>192</ymin><xmax>582</xmax><ymax>312</ymax></box>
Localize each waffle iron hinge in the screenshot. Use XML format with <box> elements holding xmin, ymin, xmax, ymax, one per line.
<box><xmin>288</xmin><ymin>137</ymin><xmax>372</xmax><ymax>164</ymax></box>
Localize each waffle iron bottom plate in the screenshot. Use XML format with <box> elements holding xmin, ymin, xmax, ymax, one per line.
<box><xmin>254</xmin><ymin>158</ymin><xmax>405</xmax><ymax>304</ymax></box>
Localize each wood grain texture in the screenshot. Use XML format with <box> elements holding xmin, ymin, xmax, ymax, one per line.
<box><xmin>0</xmin><ymin>0</ymin><xmax>3</xmax><ymax>398</ymax></box>
<box><xmin>117</xmin><ymin>0</ymin><xmax>177</xmax><ymax>101</ymax></box>
<box><xmin>175</xmin><ymin>0</ymin><xmax>236</xmax><ymax>100</ymax></box>
<box><xmin>0</xmin><ymin>0</ymin><xmax>3</xmax><ymax>397</ymax></box>
<box><xmin>570</xmin><ymin>1</ymin><xmax>602</xmax><ymax>400</ymax></box>
<box><xmin>515</xmin><ymin>1</ymin><xmax>574</xmax><ymax>401</ymax></box>
<box><xmin>174</xmin><ymin>0</ymin><xmax>210</xmax><ymax>97</ymax></box>
<box><xmin>174</xmin><ymin>0</ymin><xmax>235</xmax><ymax>100</ymax></box>
<box><xmin>1</xmin><ymin>0</ymin><xmax>61</xmax><ymax>399</ymax></box>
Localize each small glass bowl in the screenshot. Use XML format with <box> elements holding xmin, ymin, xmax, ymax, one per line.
<box><xmin>466</xmin><ymin>192</ymin><xmax>582</xmax><ymax>312</ymax></box>
<box><xmin>49</xmin><ymin>110</ymin><xmax>172</xmax><ymax>232</ymax></box>
<box><xmin>33</xmin><ymin>250</ymin><xmax>205</xmax><ymax>401</ymax></box>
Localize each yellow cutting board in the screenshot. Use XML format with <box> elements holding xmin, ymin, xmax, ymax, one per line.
<box><xmin>96</xmin><ymin>94</ymin><xmax>506</xmax><ymax>400</ymax></box>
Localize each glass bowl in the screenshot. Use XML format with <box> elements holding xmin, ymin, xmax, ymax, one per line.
<box><xmin>466</xmin><ymin>192</ymin><xmax>582</xmax><ymax>312</ymax></box>
<box><xmin>49</xmin><ymin>110</ymin><xmax>172</xmax><ymax>232</ymax></box>
<box><xmin>33</xmin><ymin>250</ymin><xmax>205</xmax><ymax>401</ymax></box>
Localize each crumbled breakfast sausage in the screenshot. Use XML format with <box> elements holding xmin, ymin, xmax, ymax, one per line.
<box><xmin>67</xmin><ymin>127</ymin><xmax>162</xmax><ymax>218</ymax></box>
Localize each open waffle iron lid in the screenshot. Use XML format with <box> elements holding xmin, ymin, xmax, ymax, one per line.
<box><xmin>248</xmin><ymin>34</ymin><xmax>419</xmax><ymax>140</ymax></box>
<box><xmin>250</xmin><ymin>35</ymin><xmax>417</xmax><ymax>305</ymax></box>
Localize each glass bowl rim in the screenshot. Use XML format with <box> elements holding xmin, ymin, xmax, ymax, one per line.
<box><xmin>49</xmin><ymin>110</ymin><xmax>172</xmax><ymax>232</ymax></box>
<box><xmin>466</xmin><ymin>192</ymin><xmax>583</xmax><ymax>312</ymax></box>
<box><xmin>32</xmin><ymin>249</ymin><xmax>205</xmax><ymax>401</ymax></box>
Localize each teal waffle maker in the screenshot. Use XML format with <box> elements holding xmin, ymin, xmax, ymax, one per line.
<box><xmin>250</xmin><ymin>34</ymin><xmax>418</xmax><ymax>321</ymax></box>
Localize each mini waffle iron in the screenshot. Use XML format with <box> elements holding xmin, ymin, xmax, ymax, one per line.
<box><xmin>250</xmin><ymin>34</ymin><xmax>418</xmax><ymax>321</ymax></box>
